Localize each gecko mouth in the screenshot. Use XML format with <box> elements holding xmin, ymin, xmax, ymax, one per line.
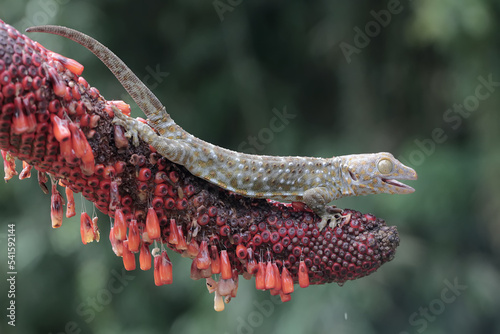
<box><xmin>380</xmin><ymin>164</ymin><xmax>417</xmax><ymax>193</ymax></box>
<box><xmin>381</xmin><ymin>178</ymin><xmax>415</xmax><ymax>193</ymax></box>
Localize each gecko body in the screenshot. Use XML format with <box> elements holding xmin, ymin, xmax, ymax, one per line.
<box><xmin>111</xmin><ymin>107</ymin><xmax>416</xmax><ymax>229</ymax></box>
<box><xmin>27</xmin><ymin>25</ymin><xmax>417</xmax><ymax>230</ymax></box>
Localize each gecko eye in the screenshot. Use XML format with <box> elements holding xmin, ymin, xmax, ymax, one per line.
<box><xmin>377</xmin><ymin>159</ymin><xmax>393</xmax><ymax>174</ymax></box>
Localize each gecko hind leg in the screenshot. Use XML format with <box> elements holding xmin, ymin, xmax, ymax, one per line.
<box><xmin>111</xmin><ymin>107</ymin><xmax>141</xmax><ymax>146</ymax></box>
<box><xmin>111</xmin><ymin>106</ymin><xmax>192</xmax><ymax>166</ymax></box>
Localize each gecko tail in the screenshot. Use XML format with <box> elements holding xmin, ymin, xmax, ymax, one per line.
<box><xmin>25</xmin><ymin>25</ymin><xmax>172</xmax><ymax>131</ymax></box>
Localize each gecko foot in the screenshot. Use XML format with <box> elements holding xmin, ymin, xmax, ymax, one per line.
<box><xmin>317</xmin><ymin>213</ymin><xmax>343</xmax><ymax>231</ymax></box>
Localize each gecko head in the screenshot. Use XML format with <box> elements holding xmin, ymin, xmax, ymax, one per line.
<box><xmin>342</xmin><ymin>152</ymin><xmax>417</xmax><ymax>196</ymax></box>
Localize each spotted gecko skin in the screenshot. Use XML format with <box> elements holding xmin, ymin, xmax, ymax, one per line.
<box><xmin>27</xmin><ymin>25</ymin><xmax>418</xmax><ymax>230</ymax></box>
<box><xmin>111</xmin><ymin>109</ymin><xmax>417</xmax><ymax>229</ymax></box>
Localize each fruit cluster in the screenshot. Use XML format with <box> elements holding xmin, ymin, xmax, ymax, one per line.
<box><xmin>0</xmin><ymin>19</ymin><xmax>399</xmax><ymax>311</ymax></box>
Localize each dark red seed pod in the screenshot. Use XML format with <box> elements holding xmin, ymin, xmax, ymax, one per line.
<box><xmin>176</xmin><ymin>198</ymin><xmax>188</xmax><ymax>210</ymax></box>
<box><xmin>103</xmin><ymin>165</ymin><xmax>115</xmax><ymax>179</ymax></box>
<box><xmin>21</xmin><ymin>76</ymin><xmax>32</xmax><ymax>90</ymax></box>
<box><xmin>292</xmin><ymin>246</ymin><xmax>302</xmax><ymax>258</ymax></box>
<box><xmin>0</xmin><ymin>70</ymin><xmax>11</xmax><ymax>85</ymax></box>
<box><xmin>296</xmin><ymin>228</ymin><xmax>305</xmax><ymax>238</ymax></box>
<box><xmin>252</xmin><ymin>234</ymin><xmax>262</xmax><ymax>246</ymax></box>
<box><xmin>267</xmin><ymin>215</ymin><xmax>277</xmax><ymax>225</ymax></box>
<box><xmin>99</xmin><ymin>180</ymin><xmax>111</xmax><ymax>191</ymax></box>
<box><xmin>152</xmin><ymin>196</ymin><xmax>163</xmax><ymax>209</ymax></box>
<box><xmin>249</xmin><ymin>224</ymin><xmax>258</xmax><ymax>234</ymax></box>
<box><xmin>312</xmin><ymin>228</ymin><xmax>320</xmax><ymax>238</ymax></box>
<box><xmin>137</xmin><ymin>182</ymin><xmax>148</xmax><ymax>196</ymax></box>
<box><xmin>261</xmin><ymin>230</ymin><xmax>270</xmax><ymax>243</ymax></box>
<box><xmin>154</xmin><ymin>171</ymin><xmax>167</xmax><ymax>183</ymax></box>
<box><xmin>138</xmin><ymin>168</ymin><xmax>151</xmax><ymax>181</ymax></box>
<box><xmin>282</xmin><ymin>236</ymin><xmax>291</xmax><ymax>248</ymax></box>
<box><xmin>156</xmin><ymin>157</ymin><xmax>167</xmax><ymax>170</ymax></box>
<box><xmin>87</xmin><ymin>176</ymin><xmax>99</xmax><ymax>188</ymax></box>
<box><xmin>270</xmin><ymin>232</ymin><xmax>280</xmax><ymax>244</ymax></box>
<box><xmin>197</xmin><ymin>213</ymin><xmax>210</xmax><ymax>226</ymax></box>
<box><xmin>219</xmin><ymin>225</ymin><xmax>230</xmax><ymax>237</ymax></box>
<box><xmin>94</xmin><ymin>164</ymin><xmax>105</xmax><ymax>175</ymax></box>
<box><xmin>216</xmin><ymin>215</ymin><xmax>227</xmax><ymax>226</ymax></box>
<box><xmin>2</xmin><ymin>83</ymin><xmax>15</xmax><ymax>98</ymax></box>
<box><xmin>236</xmin><ymin>244</ymin><xmax>247</xmax><ymax>259</ymax></box>
<box><xmin>154</xmin><ymin>184</ymin><xmax>168</xmax><ymax>196</ymax></box>
<box><xmin>183</xmin><ymin>184</ymin><xmax>195</xmax><ymax>197</ymax></box>
<box><xmin>169</xmin><ymin>171</ymin><xmax>179</xmax><ymax>183</ymax></box>
<box><xmin>164</xmin><ymin>198</ymin><xmax>175</xmax><ymax>210</ymax></box>
<box><xmin>121</xmin><ymin>195</ymin><xmax>133</xmax><ymax>207</ymax></box>
<box><xmin>192</xmin><ymin>195</ymin><xmax>203</xmax><ymax>207</ymax></box>
<box><xmin>272</xmin><ymin>243</ymin><xmax>283</xmax><ymax>254</ymax></box>
<box><xmin>207</xmin><ymin>206</ymin><xmax>217</xmax><ymax>217</ymax></box>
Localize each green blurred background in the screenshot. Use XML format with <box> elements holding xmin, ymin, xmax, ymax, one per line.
<box><xmin>0</xmin><ymin>0</ymin><xmax>499</xmax><ymax>333</ymax></box>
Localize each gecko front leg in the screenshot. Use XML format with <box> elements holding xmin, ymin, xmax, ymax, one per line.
<box><xmin>303</xmin><ymin>187</ymin><xmax>343</xmax><ymax>231</ymax></box>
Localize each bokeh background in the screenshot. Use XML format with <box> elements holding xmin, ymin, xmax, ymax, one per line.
<box><xmin>1</xmin><ymin>0</ymin><xmax>499</xmax><ymax>333</ymax></box>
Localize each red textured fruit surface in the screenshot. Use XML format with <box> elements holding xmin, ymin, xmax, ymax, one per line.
<box><xmin>0</xmin><ymin>19</ymin><xmax>399</xmax><ymax>307</ymax></box>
